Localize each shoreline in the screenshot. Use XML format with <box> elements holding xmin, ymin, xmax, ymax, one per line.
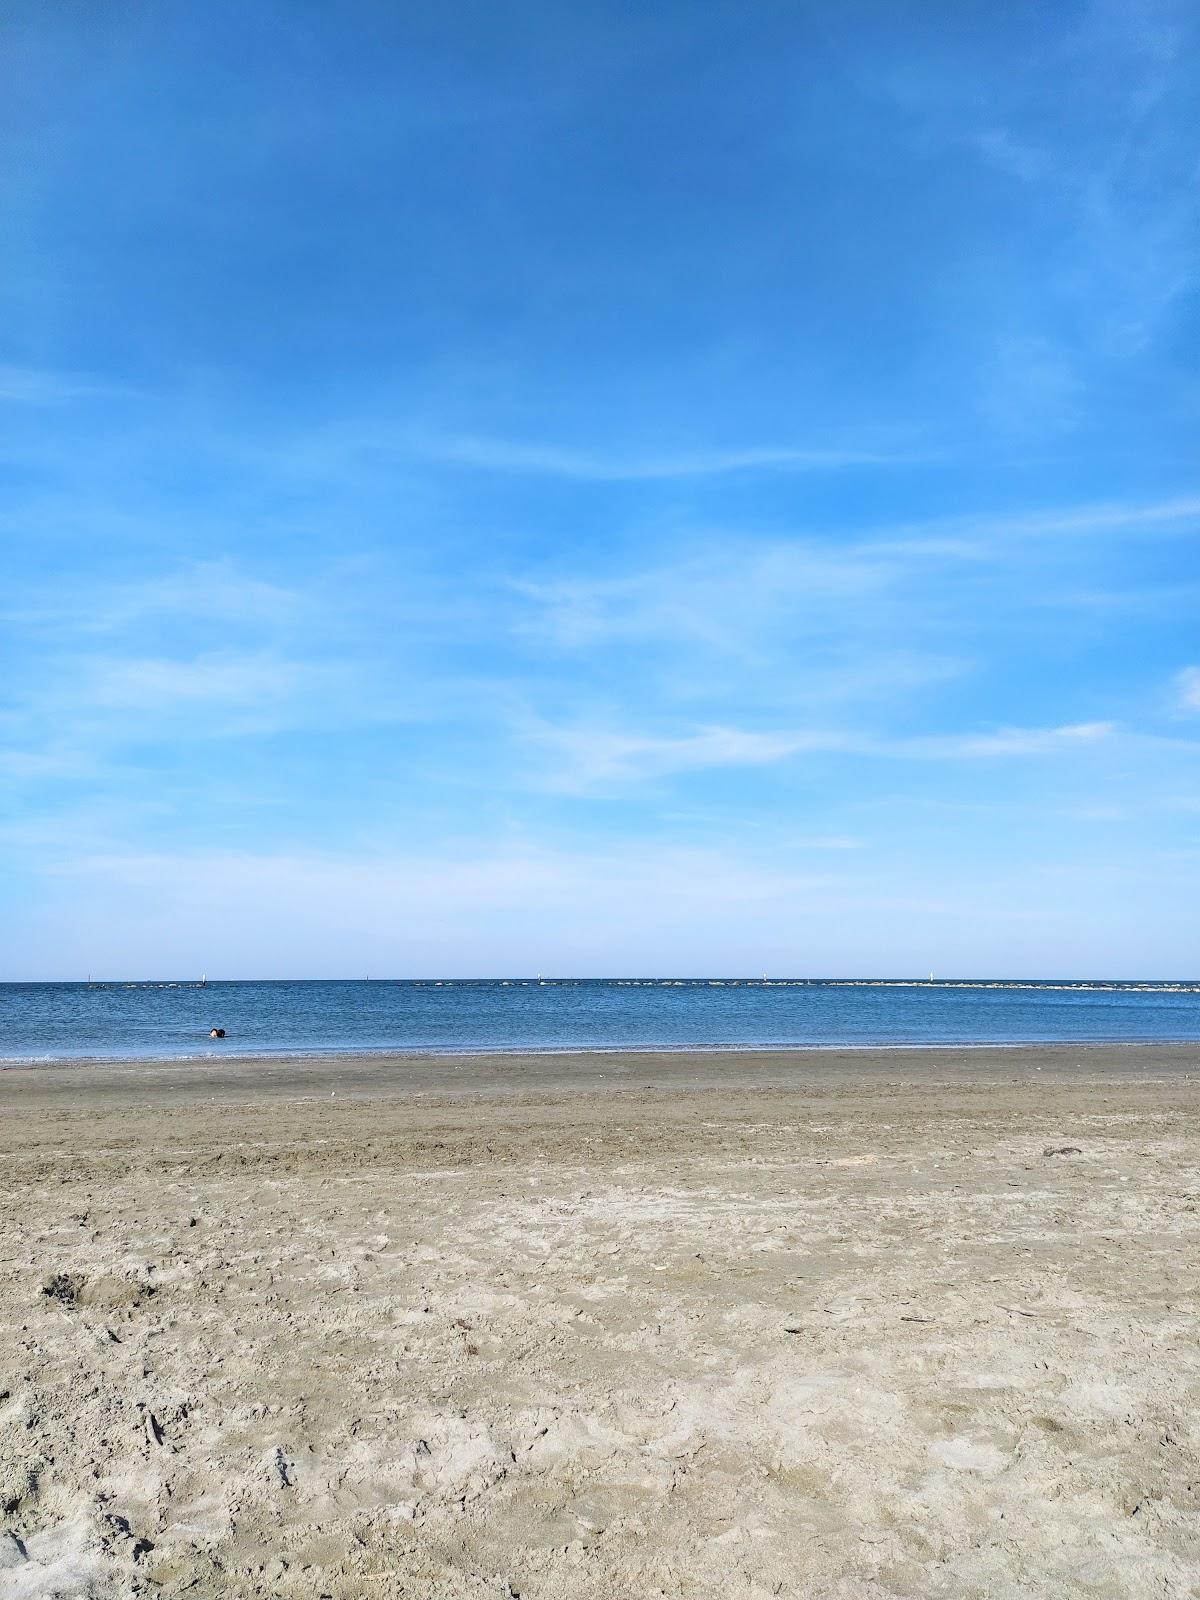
<box><xmin>5</xmin><ymin>1033</ymin><xmax>1200</xmax><ymax>1069</ymax></box>
<box><xmin>2</xmin><ymin>1041</ymin><xmax>1199</xmax><ymax>1103</ymax></box>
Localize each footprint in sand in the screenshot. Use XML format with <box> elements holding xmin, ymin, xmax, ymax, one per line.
<box><xmin>930</xmin><ymin>1437</ymin><xmax>1008</xmax><ymax>1475</ymax></box>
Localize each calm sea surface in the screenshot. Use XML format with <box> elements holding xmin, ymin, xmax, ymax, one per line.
<box><xmin>2</xmin><ymin>978</ymin><xmax>1199</xmax><ymax>1062</ymax></box>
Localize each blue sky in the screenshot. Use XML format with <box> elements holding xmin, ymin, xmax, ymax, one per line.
<box><xmin>2</xmin><ymin>0</ymin><xmax>1198</xmax><ymax>978</ymax></box>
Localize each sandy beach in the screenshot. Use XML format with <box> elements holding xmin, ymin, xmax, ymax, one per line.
<box><xmin>1</xmin><ymin>1046</ymin><xmax>1198</xmax><ymax>1598</ymax></box>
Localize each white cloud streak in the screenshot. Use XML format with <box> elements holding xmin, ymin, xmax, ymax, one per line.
<box><xmin>76</xmin><ymin>652</ymin><xmax>321</xmax><ymax>713</ymax></box>
<box><xmin>524</xmin><ymin>717</ymin><xmax>1119</xmax><ymax>792</ymax></box>
<box><xmin>402</xmin><ymin>433</ymin><xmax>912</xmax><ymax>480</ymax></box>
<box><xmin>524</xmin><ymin>723</ymin><xmax>854</xmax><ymax>791</ymax></box>
<box><xmin>0</xmin><ymin>365</ymin><xmax>133</xmax><ymax>406</ymax></box>
<box><xmin>1175</xmin><ymin>667</ymin><xmax>1200</xmax><ymax>712</ymax></box>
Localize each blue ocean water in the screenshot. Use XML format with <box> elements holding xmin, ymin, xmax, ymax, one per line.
<box><xmin>1</xmin><ymin>978</ymin><xmax>1199</xmax><ymax>1062</ymax></box>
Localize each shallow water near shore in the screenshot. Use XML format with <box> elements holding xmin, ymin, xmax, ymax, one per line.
<box><xmin>3</xmin><ymin>976</ymin><xmax>1200</xmax><ymax>1062</ymax></box>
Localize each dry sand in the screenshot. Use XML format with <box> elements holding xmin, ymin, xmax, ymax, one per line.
<box><xmin>1</xmin><ymin>1046</ymin><xmax>1198</xmax><ymax>1598</ymax></box>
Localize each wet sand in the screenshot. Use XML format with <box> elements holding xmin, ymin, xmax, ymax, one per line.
<box><xmin>1</xmin><ymin>1046</ymin><xmax>1198</xmax><ymax>1597</ymax></box>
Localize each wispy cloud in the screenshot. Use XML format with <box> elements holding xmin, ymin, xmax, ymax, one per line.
<box><xmin>524</xmin><ymin>722</ymin><xmax>853</xmax><ymax>791</ymax></box>
<box><xmin>973</xmin><ymin>129</ymin><xmax>1052</xmax><ymax>183</ymax></box>
<box><xmin>1175</xmin><ymin>667</ymin><xmax>1200</xmax><ymax>712</ymax></box>
<box><xmin>75</xmin><ymin>652</ymin><xmax>321</xmax><ymax>714</ymax></box>
<box><xmin>511</xmin><ymin>494</ymin><xmax>1200</xmax><ymax>686</ymax></box>
<box><xmin>513</xmin><ymin>542</ymin><xmax>905</xmax><ymax>652</ymax></box>
<box><xmin>0</xmin><ymin>649</ymin><xmax>363</xmax><ymax>759</ymax></box>
<box><xmin>978</xmin><ymin>334</ymin><xmax>1085</xmax><ymax>434</ymax></box>
<box><xmin>865</xmin><ymin>0</ymin><xmax>1199</xmax><ymax>423</ymax></box>
<box><xmin>0</xmin><ymin>747</ymin><xmax>98</xmax><ymax>782</ymax></box>
<box><xmin>523</xmin><ymin>716</ymin><xmax>1120</xmax><ymax>792</ymax></box>
<box><xmin>0</xmin><ymin>365</ymin><xmax>133</xmax><ymax>406</ymax></box>
<box><xmin>404</xmin><ymin>433</ymin><xmax>913</xmax><ymax>480</ymax></box>
<box><xmin>975</xmin><ymin>496</ymin><xmax>1200</xmax><ymax>540</ymax></box>
<box><xmin>910</xmin><ymin>721</ymin><xmax>1116</xmax><ymax>757</ymax></box>
<box><xmin>3</xmin><ymin>559</ymin><xmax>308</xmax><ymax>636</ymax></box>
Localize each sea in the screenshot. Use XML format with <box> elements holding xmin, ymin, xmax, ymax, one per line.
<box><xmin>2</xmin><ymin>977</ymin><xmax>1199</xmax><ymax>1063</ymax></box>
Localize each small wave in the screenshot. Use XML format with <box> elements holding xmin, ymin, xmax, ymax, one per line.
<box><xmin>3</xmin><ymin>1037</ymin><xmax>1197</xmax><ymax>1069</ymax></box>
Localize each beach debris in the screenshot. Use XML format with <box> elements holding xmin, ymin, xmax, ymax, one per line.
<box><xmin>139</xmin><ymin>1405</ymin><xmax>165</xmax><ymax>1447</ymax></box>
<box><xmin>41</xmin><ymin>1273</ymin><xmax>82</xmax><ymax>1308</ymax></box>
<box><xmin>98</xmin><ymin>1513</ymin><xmax>155</xmax><ymax>1562</ymax></box>
<box><xmin>1043</xmin><ymin>1146</ymin><xmax>1082</xmax><ymax>1157</ymax></box>
<box><xmin>209</xmin><ymin>1027</ymin><xmax>226</xmax><ymax>1038</ymax></box>
<box><xmin>269</xmin><ymin>1447</ymin><xmax>294</xmax><ymax>1488</ymax></box>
